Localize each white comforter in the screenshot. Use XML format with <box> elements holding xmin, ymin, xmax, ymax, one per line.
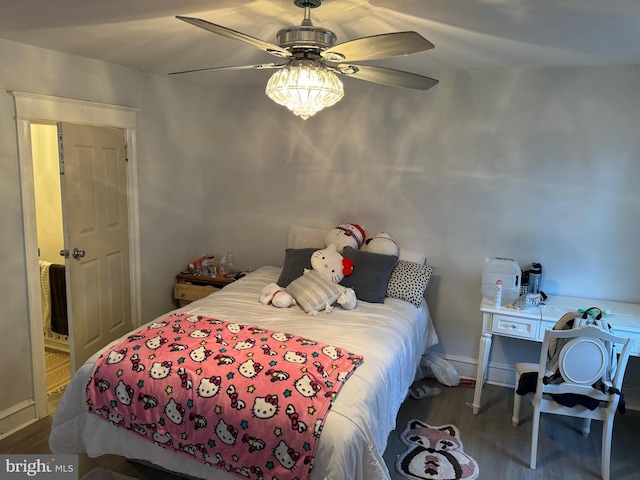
<box><xmin>50</xmin><ymin>266</ymin><xmax>437</xmax><ymax>480</ymax></box>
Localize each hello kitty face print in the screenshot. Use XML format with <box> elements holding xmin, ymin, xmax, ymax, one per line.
<box><xmin>164</xmin><ymin>398</ymin><xmax>184</xmax><ymax>425</ymax></box>
<box><xmin>86</xmin><ymin>313</ymin><xmax>363</xmax><ymax>480</ymax></box>
<box><xmin>108</xmin><ymin>412</ymin><xmax>124</xmax><ymax>426</ymax></box>
<box><xmin>215</xmin><ymin>418</ymin><xmax>238</xmax><ymax>445</ymax></box>
<box><xmin>152</xmin><ymin>430</ymin><xmax>172</xmax><ymax>446</ymax></box>
<box><xmin>238</xmin><ymin>359</ymin><xmax>263</xmax><ymax>378</ymax></box>
<box><xmin>197</xmin><ymin>376</ymin><xmax>221</xmax><ymax>398</ymax></box>
<box><xmin>149</xmin><ymin>361</ymin><xmax>172</xmax><ymax>380</ymax></box>
<box><xmin>294</xmin><ymin>374</ymin><xmax>321</xmax><ymax>398</ymax></box>
<box><xmin>189</xmin><ymin>346</ymin><xmax>212</xmax><ymax>363</ymax></box>
<box><xmin>322</xmin><ymin>345</ymin><xmax>343</xmax><ymax>360</ymax></box>
<box><xmin>106</xmin><ymin>348</ymin><xmax>127</xmax><ymax>364</ymax></box>
<box><xmin>145</xmin><ymin>335</ymin><xmax>167</xmax><ymax>350</ymax></box>
<box><xmin>284</xmin><ymin>351</ymin><xmax>307</xmax><ymax>364</ymax></box>
<box><xmin>272</xmin><ymin>332</ymin><xmax>293</xmax><ymax>342</ymax></box>
<box><xmin>273</xmin><ymin>439</ymin><xmax>299</xmax><ymax>470</ymax></box>
<box><xmin>226</xmin><ymin>323</ymin><xmax>244</xmax><ymax>334</ymax></box>
<box><xmin>189</xmin><ymin>329</ymin><xmax>210</xmax><ymax>338</ymax></box>
<box><xmin>115</xmin><ymin>380</ymin><xmax>133</xmax><ymax>405</ymax></box>
<box><xmin>148</xmin><ymin>321</ymin><xmax>169</xmax><ymax>329</ymax></box>
<box><xmin>233</xmin><ymin>338</ymin><xmax>255</xmax><ymax>350</ymax></box>
<box><xmin>252</xmin><ymin>395</ymin><xmax>279</xmax><ymax>419</ymax></box>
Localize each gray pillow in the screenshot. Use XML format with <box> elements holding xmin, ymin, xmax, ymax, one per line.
<box><xmin>339</xmin><ymin>246</ymin><xmax>398</xmax><ymax>303</ymax></box>
<box><xmin>277</xmin><ymin>248</ymin><xmax>317</xmax><ymax>287</ymax></box>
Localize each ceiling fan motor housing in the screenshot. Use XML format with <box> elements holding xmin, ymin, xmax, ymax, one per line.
<box><xmin>277</xmin><ymin>25</ymin><xmax>337</xmax><ymax>53</ymax></box>
<box><xmin>293</xmin><ymin>0</ymin><xmax>323</xmax><ymax>9</ymax></box>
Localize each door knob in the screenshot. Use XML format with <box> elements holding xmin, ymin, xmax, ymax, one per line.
<box><xmin>71</xmin><ymin>247</ymin><xmax>86</xmax><ymax>259</ymax></box>
<box><xmin>59</xmin><ymin>249</ymin><xmax>69</xmax><ymax>258</ymax></box>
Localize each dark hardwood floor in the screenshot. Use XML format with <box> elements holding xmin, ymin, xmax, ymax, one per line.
<box><xmin>1</xmin><ymin>381</ymin><xmax>638</xmax><ymax>479</ymax></box>
<box><xmin>385</xmin><ymin>380</ymin><xmax>640</xmax><ymax>480</ymax></box>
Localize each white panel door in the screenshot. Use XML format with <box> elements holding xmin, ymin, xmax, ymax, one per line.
<box><xmin>59</xmin><ymin>123</ymin><xmax>132</xmax><ymax>371</ymax></box>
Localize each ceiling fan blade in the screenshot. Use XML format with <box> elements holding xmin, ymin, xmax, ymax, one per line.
<box><xmin>169</xmin><ymin>63</ymin><xmax>285</xmax><ymax>76</ymax></box>
<box><xmin>322</xmin><ymin>32</ymin><xmax>433</xmax><ymax>62</ymax></box>
<box><xmin>176</xmin><ymin>16</ymin><xmax>292</xmax><ymax>59</ymax></box>
<box><xmin>336</xmin><ymin>64</ymin><xmax>438</xmax><ymax>90</ymax></box>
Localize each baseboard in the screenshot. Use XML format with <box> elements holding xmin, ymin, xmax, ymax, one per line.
<box><xmin>437</xmin><ymin>353</ymin><xmax>640</xmax><ymax>412</ymax></box>
<box><xmin>0</xmin><ymin>399</ymin><xmax>37</xmax><ymax>440</ymax></box>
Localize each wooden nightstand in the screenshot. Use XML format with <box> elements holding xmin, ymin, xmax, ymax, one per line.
<box><xmin>174</xmin><ymin>272</ymin><xmax>234</xmax><ymax>307</ymax></box>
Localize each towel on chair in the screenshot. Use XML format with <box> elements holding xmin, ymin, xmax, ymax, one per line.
<box><xmin>516</xmin><ymin>371</ymin><xmax>625</xmax><ymax>413</ymax></box>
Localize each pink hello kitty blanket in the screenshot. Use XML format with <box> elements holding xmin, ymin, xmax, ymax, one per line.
<box><xmin>85</xmin><ymin>313</ymin><xmax>364</xmax><ymax>480</ymax></box>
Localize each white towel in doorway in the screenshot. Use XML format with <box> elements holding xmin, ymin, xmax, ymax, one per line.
<box><xmin>39</xmin><ymin>260</ymin><xmax>52</xmax><ymax>328</ymax></box>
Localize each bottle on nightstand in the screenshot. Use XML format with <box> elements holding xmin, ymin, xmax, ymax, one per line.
<box><xmin>226</xmin><ymin>251</ymin><xmax>236</xmax><ymax>277</ymax></box>
<box><xmin>494</xmin><ymin>280</ymin><xmax>503</xmax><ymax>308</ymax></box>
<box><xmin>219</xmin><ymin>255</ymin><xmax>227</xmax><ymax>277</ymax></box>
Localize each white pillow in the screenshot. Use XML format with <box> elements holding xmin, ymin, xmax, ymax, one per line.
<box><xmin>399</xmin><ymin>249</ymin><xmax>426</xmax><ymax>265</ymax></box>
<box><xmin>286</xmin><ymin>224</ymin><xmax>327</xmax><ymax>249</ymax></box>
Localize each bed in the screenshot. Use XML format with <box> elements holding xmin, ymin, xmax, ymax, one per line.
<box><xmin>50</xmin><ymin>245</ymin><xmax>437</xmax><ymax>480</ymax></box>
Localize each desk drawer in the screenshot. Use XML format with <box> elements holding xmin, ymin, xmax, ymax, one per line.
<box><xmin>491</xmin><ymin>314</ymin><xmax>537</xmax><ymax>340</ymax></box>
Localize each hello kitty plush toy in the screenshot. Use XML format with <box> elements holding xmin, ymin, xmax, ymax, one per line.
<box><xmin>361</xmin><ymin>232</ymin><xmax>399</xmax><ymax>257</ymax></box>
<box><xmin>311</xmin><ymin>243</ymin><xmax>354</xmax><ymax>283</ymax></box>
<box><xmin>260</xmin><ymin>283</ymin><xmax>296</xmax><ymax>308</ymax></box>
<box><xmin>285</xmin><ymin>244</ymin><xmax>357</xmax><ymax>315</ymax></box>
<box><xmin>324</xmin><ymin>223</ymin><xmax>366</xmax><ymax>253</ymax></box>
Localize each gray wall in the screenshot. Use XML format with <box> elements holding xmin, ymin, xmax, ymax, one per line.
<box><xmin>0</xmin><ymin>38</ymin><xmax>214</xmax><ymax>411</ymax></box>
<box><xmin>1</xmin><ymin>36</ymin><xmax>639</xmax><ymax>417</ymax></box>
<box><xmin>201</xmin><ymin>66</ymin><xmax>640</xmax><ymax>376</ymax></box>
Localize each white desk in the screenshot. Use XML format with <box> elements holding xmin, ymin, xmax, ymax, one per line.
<box><xmin>472</xmin><ymin>295</ymin><xmax>640</xmax><ymax>414</ymax></box>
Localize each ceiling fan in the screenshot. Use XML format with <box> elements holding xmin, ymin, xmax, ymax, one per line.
<box><xmin>171</xmin><ymin>0</ymin><xmax>438</xmax><ymax>118</ymax></box>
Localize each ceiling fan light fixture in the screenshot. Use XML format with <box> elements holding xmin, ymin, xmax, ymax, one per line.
<box><xmin>174</xmin><ymin>1</ymin><xmax>437</xmax><ymax>116</ymax></box>
<box><xmin>265</xmin><ymin>60</ymin><xmax>344</xmax><ymax>119</ymax></box>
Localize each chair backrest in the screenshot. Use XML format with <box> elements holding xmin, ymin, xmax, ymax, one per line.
<box><xmin>537</xmin><ymin>325</ymin><xmax>632</xmax><ymax>404</ymax></box>
<box><xmin>547</xmin><ymin>308</ymin><xmax>614</xmax><ymax>380</ymax></box>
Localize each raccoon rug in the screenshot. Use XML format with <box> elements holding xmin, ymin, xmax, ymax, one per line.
<box><xmin>396</xmin><ymin>420</ymin><xmax>479</xmax><ymax>480</ymax></box>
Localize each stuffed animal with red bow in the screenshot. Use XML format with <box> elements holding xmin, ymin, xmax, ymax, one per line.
<box><xmin>260</xmin><ymin>283</ymin><xmax>296</xmax><ymax>308</ymax></box>
<box><xmin>304</xmin><ymin>243</ymin><xmax>357</xmax><ymax>312</ymax></box>
<box><xmin>324</xmin><ymin>223</ymin><xmax>366</xmax><ymax>253</ymax></box>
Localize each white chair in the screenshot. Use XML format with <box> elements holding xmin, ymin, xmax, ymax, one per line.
<box><xmin>512</xmin><ymin>325</ymin><xmax>631</xmax><ymax>480</ymax></box>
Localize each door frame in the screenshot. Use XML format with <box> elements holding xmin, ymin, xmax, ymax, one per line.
<box><xmin>10</xmin><ymin>91</ymin><xmax>141</xmax><ymax>419</ymax></box>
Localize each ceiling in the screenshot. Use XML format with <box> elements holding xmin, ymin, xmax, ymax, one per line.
<box><xmin>2</xmin><ymin>0</ymin><xmax>640</xmax><ymax>88</ymax></box>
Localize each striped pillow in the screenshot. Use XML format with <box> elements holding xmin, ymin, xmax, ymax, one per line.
<box><xmin>286</xmin><ymin>270</ymin><xmax>345</xmax><ymax>314</ymax></box>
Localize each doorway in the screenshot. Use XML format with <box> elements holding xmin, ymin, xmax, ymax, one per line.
<box><xmin>31</xmin><ymin>123</ymin><xmax>72</xmax><ymax>407</ymax></box>
<box><xmin>11</xmin><ymin>92</ymin><xmax>141</xmax><ymax>420</ymax></box>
